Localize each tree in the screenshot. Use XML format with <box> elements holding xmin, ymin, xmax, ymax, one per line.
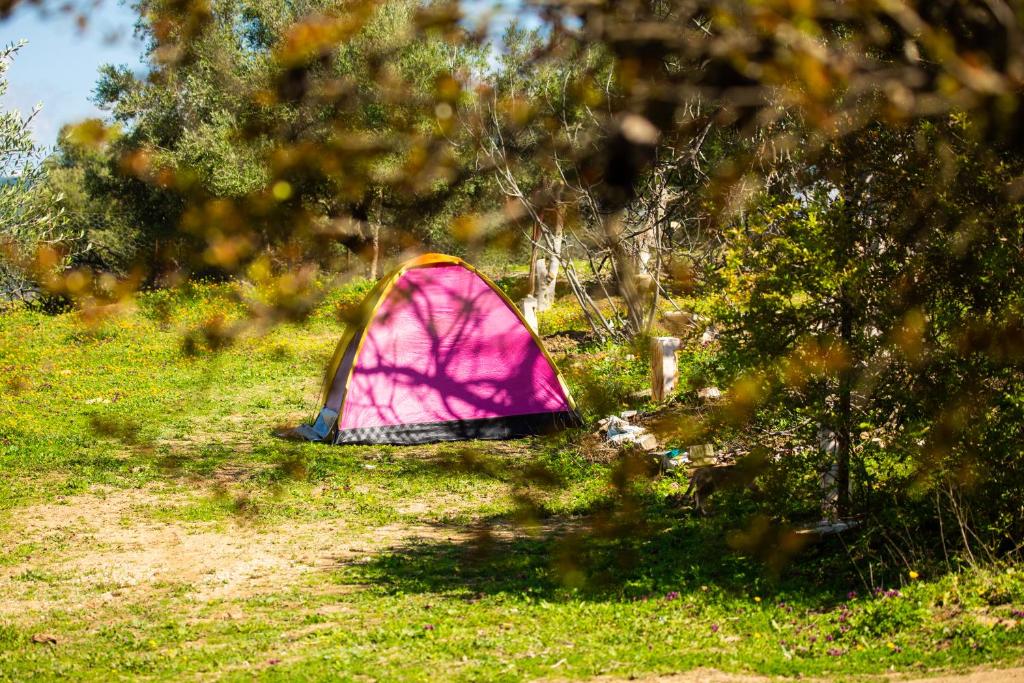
<box><xmin>0</xmin><ymin>41</ymin><xmax>78</xmax><ymax>307</ymax></box>
<box><xmin>478</xmin><ymin>20</ymin><xmax>724</xmax><ymax>340</ymax></box>
<box><xmin>39</xmin><ymin>123</ymin><xmax>142</xmax><ymax>275</ymax></box>
<box><xmin>705</xmin><ymin>116</ymin><xmax>1024</xmax><ymax>535</ymax></box>
<box><xmin>72</xmin><ymin>0</ymin><xmax>491</xmax><ymax>288</ymax></box>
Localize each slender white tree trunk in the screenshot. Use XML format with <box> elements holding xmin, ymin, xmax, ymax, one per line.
<box><xmin>369</xmin><ymin>190</ymin><xmax>381</xmax><ymax>280</ymax></box>
<box><xmin>369</xmin><ymin>222</ymin><xmax>379</xmax><ymax>281</ymax></box>
<box><xmin>537</xmin><ymin>204</ymin><xmax>563</xmax><ymax>311</ymax></box>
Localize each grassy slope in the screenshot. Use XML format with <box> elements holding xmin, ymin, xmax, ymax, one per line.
<box><xmin>1</xmin><ymin>282</ymin><xmax>1023</xmax><ymax>681</ymax></box>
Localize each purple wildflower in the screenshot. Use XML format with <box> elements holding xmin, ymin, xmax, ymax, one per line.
<box><xmin>1011</xmin><ymin>609</ymin><xmax>1024</xmax><ymax>619</ymax></box>
<box><xmin>825</xmin><ymin>634</ymin><xmax>835</xmax><ymax>642</ymax></box>
<box><xmin>424</xmin><ymin>624</ymin><xmax>435</xmax><ymax>631</ymax></box>
<box><xmin>665</xmin><ymin>591</ymin><xmax>680</xmax><ymax>601</ymax></box>
<box><xmin>808</xmin><ymin>635</ymin><xmax>817</xmax><ymax>643</ymax></box>
<box><xmin>847</xmin><ymin>591</ymin><xmax>858</xmax><ymax>600</ymax></box>
<box><xmin>711</xmin><ymin>623</ymin><xmax>719</xmax><ymax>633</ymax></box>
<box><xmin>828</xmin><ymin>648</ymin><xmax>844</xmax><ymax>657</ymax></box>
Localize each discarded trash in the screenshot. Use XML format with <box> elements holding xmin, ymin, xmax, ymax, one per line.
<box><xmin>795</xmin><ymin>519</ymin><xmax>861</xmax><ymax>536</ymax></box>
<box><xmin>598</xmin><ymin>413</ymin><xmax>658</xmax><ymax>451</ymax></box>
<box><xmin>607</xmin><ymin>431</ymin><xmax>636</xmax><ymax>444</ymax></box>
<box><xmin>697</xmin><ymin>386</ymin><xmax>722</xmax><ymax>401</ymax></box>
<box><xmin>658</xmin><ymin>449</ymin><xmax>690</xmax><ymax>471</ymax></box>
<box><xmin>700</xmin><ymin>325</ymin><xmax>720</xmax><ymax>346</ymax></box>
<box><xmin>687</xmin><ymin>444</ymin><xmax>716</xmax><ymax>462</ymax></box>
<box><xmin>636</xmin><ymin>433</ymin><xmax>659</xmax><ymax>451</ymax></box>
<box><xmin>603</xmin><ymin>416</ymin><xmax>641</xmax><ymax>438</ymax></box>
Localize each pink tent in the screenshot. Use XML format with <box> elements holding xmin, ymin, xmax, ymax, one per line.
<box><xmin>301</xmin><ymin>254</ymin><xmax>580</xmax><ymax>445</ymax></box>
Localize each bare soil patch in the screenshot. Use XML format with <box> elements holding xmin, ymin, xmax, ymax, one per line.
<box><xmin>0</xmin><ymin>485</ymin><xmax>473</xmax><ymax>620</ymax></box>
<box><xmin>569</xmin><ymin>664</ymin><xmax>1024</xmax><ymax>682</ymax></box>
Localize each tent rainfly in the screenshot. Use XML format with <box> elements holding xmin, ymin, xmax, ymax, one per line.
<box><xmin>297</xmin><ymin>254</ymin><xmax>581</xmax><ymax>445</ymax></box>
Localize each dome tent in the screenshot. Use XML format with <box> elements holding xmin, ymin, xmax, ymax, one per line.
<box><xmin>298</xmin><ymin>254</ymin><xmax>581</xmax><ymax>445</ymax></box>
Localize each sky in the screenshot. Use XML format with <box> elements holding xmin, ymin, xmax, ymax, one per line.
<box><xmin>1</xmin><ymin>1</ymin><xmax>146</xmax><ymax>150</ymax></box>
<box><xmin>0</xmin><ymin>1</ymin><xmax>535</xmax><ymax>151</ymax></box>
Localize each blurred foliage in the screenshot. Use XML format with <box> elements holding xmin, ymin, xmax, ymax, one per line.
<box><xmin>3</xmin><ymin>0</ymin><xmax>1024</xmax><ymax>578</ymax></box>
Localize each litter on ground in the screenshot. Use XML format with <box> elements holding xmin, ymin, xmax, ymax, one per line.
<box><xmin>597</xmin><ymin>412</ymin><xmax>659</xmax><ymax>451</ymax></box>
<box><xmin>658</xmin><ymin>448</ymin><xmax>690</xmax><ymax>471</ymax></box>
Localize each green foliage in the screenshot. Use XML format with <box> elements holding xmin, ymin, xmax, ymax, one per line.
<box><xmin>0</xmin><ymin>284</ymin><xmax>1023</xmax><ymax>679</ymax></box>
<box><xmin>846</xmin><ymin>593</ymin><xmax>928</xmax><ymax>638</ymax></box>
<box><xmin>51</xmin><ymin>0</ymin><xmax>496</xmax><ymax>281</ymax></box>
<box><xmin>562</xmin><ymin>338</ymin><xmax>650</xmax><ymax>420</ymax></box>
<box><xmin>39</xmin><ymin>123</ymin><xmax>140</xmax><ymax>274</ymax></box>
<box><xmin>0</xmin><ymin>42</ymin><xmax>81</xmax><ymax>307</ymax></box>
<box><xmin>698</xmin><ymin>119</ymin><xmax>1024</xmax><ymax>559</ymax></box>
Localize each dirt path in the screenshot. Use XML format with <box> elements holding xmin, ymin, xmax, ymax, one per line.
<box><xmin>0</xmin><ymin>485</ymin><xmax>469</xmax><ymax>617</ymax></box>
<box><xmin>576</xmin><ymin>665</ymin><xmax>1024</xmax><ymax>682</ymax></box>
<box><xmin>911</xmin><ymin>668</ymin><xmax>1024</xmax><ymax>682</ymax></box>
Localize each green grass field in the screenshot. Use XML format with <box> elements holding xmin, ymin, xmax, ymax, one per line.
<box><xmin>2</xmin><ymin>282</ymin><xmax>1023</xmax><ymax>681</ymax></box>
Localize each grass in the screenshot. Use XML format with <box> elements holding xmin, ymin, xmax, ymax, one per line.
<box><xmin>1</xmin><ymin>280</ymin><xmax>1023</xmax><ymax>681</ymax></box>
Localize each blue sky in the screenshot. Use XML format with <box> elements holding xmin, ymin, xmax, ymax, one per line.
<box><xmin>0</xmin><ymin>1</ymin><xmax>533</xmax><ymax>151</ymax></box>
<box><xmin>1</xmin><ymin>1</ymin><xmax>145</xmax><ymax>150</ymax></box>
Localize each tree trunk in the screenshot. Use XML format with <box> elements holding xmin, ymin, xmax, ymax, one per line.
<box><xmin>605</xmin><ymin>181</ymin><xmax>671</xmax><ymax>337</ymax></box>
<box><xmin>526</xmin><ymin>222</ymin><xmax>539</xmax><ymax>297</ymax></box>
<box><xmin>603</xmin><ymin>209</ymin><xmax>646</xmax><ymax>335</ymax></box>
<box><xmin>369</xmin><ymin>224</ymin><xmax>379</xmax><ymax>280</ymax></box>
<box><xmin>369</xmin><ymin>192</ymin><xmax>381</xmax><ymax>281</ymax></box>
<box><xmin>836</xmin><ymin>292</ymin><xmax>853</xmax><ymax>517</ymax></box>
<box><xmin>818</xmin><ymin>426</ymin><xmax>840</xmax><ymax>521</ymax></box>
<box><xmin>534</xmin><ymin>257</ymin><xmax>548</xmax><ymax>300</ymax></box>
<box><xmin>537</xmin><ymin>203</ymin><xmax>563</xmax><ymax>311</ymax></box>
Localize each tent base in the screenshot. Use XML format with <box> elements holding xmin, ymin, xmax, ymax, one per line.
<box><xmin>333</xmin><ymin>411</ymin><xmax>582</xmax><ymax>445</ymax></box>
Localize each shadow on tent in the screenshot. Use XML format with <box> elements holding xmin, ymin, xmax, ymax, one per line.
<box><xmin>306</xmin><ymin>256</ymin><xmax>581</xmax><ymax>445</ymax></box>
